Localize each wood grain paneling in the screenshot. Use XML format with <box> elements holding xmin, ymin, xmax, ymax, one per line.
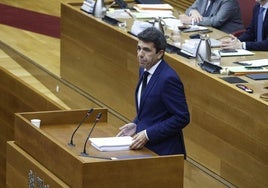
<box><xmin>6</xmin><ymin>141</ymin><xmax>69</xmax><ymax>188</ymax></box>
<box><xmin>61</xmin><ymin>4</ymin><xmax>138</xmax><ymax>119</ymax></box>
<box><xmin>0</xmin><ymin>67</ymin><xmax>62</xmax><ymax>188</ymax></box>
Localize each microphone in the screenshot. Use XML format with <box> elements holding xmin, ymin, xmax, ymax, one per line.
<box><xmin>68</xmin><ymin>108</ymin><xmax>94</xmax><ymax>147</ymax></box>
<box><xmin>80</xmin><ymin>112</ymin><xmax>102</xmax><ymax>157</ymax></box>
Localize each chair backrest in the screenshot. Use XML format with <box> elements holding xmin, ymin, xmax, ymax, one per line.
<box><xmin>237</xmin><ymin>0</ymin><xmax>256</xmax><ymax>27</ymax></box>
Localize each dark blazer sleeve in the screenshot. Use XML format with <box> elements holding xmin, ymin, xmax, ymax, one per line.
<box><xmin>200</xmin><ymin>0</ymin><xmax>243</xmax><ymax>31</ymax></box>
<box><xmin>239</xmin><ymin>4</ymin><xmax>268</xmax><ymax>51</ymax></box>
<box><xmin>185</xmin><ymin>0</ymin><xmax>207</xmax><ymax>15</ymax></box>
<box><xmin>146</xmin><ymin>74</ymin><xmax>189</xmax><ymax>141</ymax></box>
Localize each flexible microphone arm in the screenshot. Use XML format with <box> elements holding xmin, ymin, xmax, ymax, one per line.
<box><xmin>81</xmin><ymin>112</ymin><xmax>102</xmax><ymax>156</ymax></box>
<box><xmin>68</xmin><ymin>108</ymin><xmax>94</xmax><ymax>147</ymax></box>
<box><xmin>107</xmin><ymin>1</ymin><xmax>116</xmax><ymax>9</ymax></box>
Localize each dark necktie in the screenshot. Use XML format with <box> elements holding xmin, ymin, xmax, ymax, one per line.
<box><xmin>204</xmin><ymin>0</ymin><xmax>215</xmax><ymax>17</ymax></box>
<box><xmin>257</xmin><ymin>7</ymin><xmax>265</xmax><ymax>42</ymax></box>
<box><xmin>141</xmin><ymin>71</ymin><xmax>149</xmax><ymax>94</ymax></box>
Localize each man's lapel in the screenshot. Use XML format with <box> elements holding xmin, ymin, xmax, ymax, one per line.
<box><xmin>138</xmin><ymin>60</ymin><xmax>164</xmax><ymax>112</ymax></box>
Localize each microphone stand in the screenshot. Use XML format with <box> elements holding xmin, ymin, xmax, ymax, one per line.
<box><xmin>80</xmin><ymin>113</ymin><xmax>103</xmax><ymax>157</ymax></box>
<box><xmin>107</xmin><ymin>1</ymin><xmax>116</xmax><ymax>9</ymax></box>
<box><xmin>79</xmin><ymin>113</ymin><xmax>111</xmax><ymax>160</ymax></box>
<box><xmin>68</xmin><ymin>108</ymin><xmax>94</xmax><ymax>147</ymax></box>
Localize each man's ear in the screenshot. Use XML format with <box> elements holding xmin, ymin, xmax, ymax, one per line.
<box><xmin>157</xmin><ymin>50</ymin><xmax>165</xmax><ymax>59</ymax></box>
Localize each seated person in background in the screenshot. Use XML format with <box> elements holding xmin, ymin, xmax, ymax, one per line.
<box><xmin>221</xmin><ymin>0</ymin><xmax>268</xmax><ymax>51</ymax></box>
<box><xmin>179</xmin><ymin>0</ymin><xmax>244</xmax><ymax>34</ymax></box>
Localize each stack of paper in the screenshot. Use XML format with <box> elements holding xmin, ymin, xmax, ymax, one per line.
<box><xmin>210</xmin><ymin>38</ymin><xmax>222</xmax><ymax>47</ymax></box>
<box><xmin>184</xmin><ymin>38</ymin><xmax>221</xmax><ymax>48</ymax></box>
<box><xmin>181</xmin><ymin>39</ymin><xmax>200</xmax><ymax>57</ymax></box>
<box><xmin>235</xmin><ymin>59</ymin><xmax>268</xmax><ymax>67</ymax></box>
<box><xmin>106</xmin><ymin>9</ymin><xmax>133</xmax><ymax>19</ymax></box>
<box><xmin>131</xmin><ymin>11</ymin><xmax>174</xmax><ymax>19</ymax></box>
<box><xmin>132</xmin><ymin>3</ymin><xmax>174</xmax><ymax>18</ymax></box>
<box><xmin>133</xmin><ymin>4</ymin><xmax>173</xmax><ymax>11</ymax></box>
<box><xmin>163</xmin><ymin>18</ymin><xmax>182</xmax><ymax>29</ymax></box>
<box><xmin>183</xmin><ymin>25</ymin><xmax>208</xmax><ymax>32</ymax></box>
<box><xmin>89</xmin><ymin>136</ymin><xmax>133</xmax><ymax>152</ymax></box>
<box><xmin>132</xmin><ymin>10</ymin><xmax>175</xmax><ymax>19</ymax></box>
<box><xmin>223</xmin><ymin>66</ymin><xmax>268</xmax><ymax>75</ymax></box>
<box><xmin>215</xmin><ymin>49</ymin><xmax>254</xmax><ymax>57</ymax></box>
<box><xmin>81</xmin><ymin>0</ymin><xmax>95</xmax><ymax>13</ymax></box>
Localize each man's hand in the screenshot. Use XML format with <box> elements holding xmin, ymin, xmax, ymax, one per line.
<box><xmin>189</xmin><ymin>9</ymin><xmax>203</xmax><ymax>23</ymax></box>
<box><xmin>130</xmin><ymin>131</ymin><xmax>148</xmax><ymax>150</ymax></box>
<box><xmin>116</xmin><ymin>123</ymin><xmax>137</xmax><ymax>137</ymax></box>
<box><xmin>179</xmin><ymin>14</ymin><xmax>192</xmax><ymax>24</ymax></box>
<box><xmin>220</xmin><ymin>34</ymin><xmax>243</xmax><ymax>49</ymax></box>
<box><xmin>179</xmin><ymin>10</ymin><xmax>202</xmax><ymax>25</ymax></box>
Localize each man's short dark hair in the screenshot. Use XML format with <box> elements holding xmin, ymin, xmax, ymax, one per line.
<box><xmin>137</xmin><ymin>27</ymin><xmax>167</xmax><ymax>53</ymax></box>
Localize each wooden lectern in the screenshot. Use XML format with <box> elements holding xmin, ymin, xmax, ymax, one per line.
<box><xmin>7</xmin><ymin>109</ymin><xmax>184</xmax><ymax>188</ymax></box>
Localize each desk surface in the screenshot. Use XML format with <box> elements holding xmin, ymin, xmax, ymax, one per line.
<box><xmin>75</xmin><ymin>2</ymin><xmax>268</xmax><ymax>103</ymax></box>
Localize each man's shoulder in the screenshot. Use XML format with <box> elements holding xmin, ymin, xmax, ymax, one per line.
<box><xmin>160</xmin><ymin>60</ymin><xmax>179</xmax><ymax>75</ymax></box>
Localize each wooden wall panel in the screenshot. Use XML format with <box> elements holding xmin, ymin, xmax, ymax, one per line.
<box><xmin>165</xmin><ymin>55</ymin><xmax>268</xmax><ymax>188</ymax></box>
<box><xmin>0</xmin><ymin>67</ymin><xmax>62</xmax><ymax>188</ymax></box>
<box><xmin>60</xmin><ymin>4</ymin><xmax>138</xmax><ymax>119</ymax></box>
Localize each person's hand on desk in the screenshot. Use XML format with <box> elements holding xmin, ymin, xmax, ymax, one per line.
<box><xmin>189</xmin><ymin>9</ymin><xmax>203</xmax><ymax>23</ymax></box>
<box><xmin>117</xmin><ymin>123</ymin><xmax>148</xmax><ymax>150</ymax></box>
<box><xmin>116</xmin><ymin>123</ymin><xmax>137</xmax><ymax>137</ymax></box>
<box><xmin>130</xmin><ymin>130</ymin><xmax>148</xmax><ymax>150</ymax></box>
<box><xmin>178</xmin><ymin>14</ymin><xmax>192</xmax><ymax>24</ymax></box>
<box><xmin>179</xmin><ymin>10</ymin><xmax>202</xmax><ymax>25</ymax></box>
<box><xmin>220</xmin><ymin>34</ymin><xmax>243</xmax><ymax>49</ymax></box>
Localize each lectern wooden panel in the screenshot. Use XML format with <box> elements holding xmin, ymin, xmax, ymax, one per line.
<box><xmin>6</xmin><ymin>141</ymin><xmax>69</xmax><ymax>188</ymax></box>
<box><xmin>12</xmin><ymin>109</ymin><xmax>184</xmax><ymax>188</ymax></box>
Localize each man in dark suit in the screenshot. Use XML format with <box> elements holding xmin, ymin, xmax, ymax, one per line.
<box><xmin>117</xmin><ymin>27</ymin><xmax>190</xmax><ymax>156</ymax></box>
<box><xmin>221</xmin><ymin>0</ymin><xmax>268</xmax><ymax>50</ymax></box>
<box><xmin>180</xmin><ymin>0</ymin><xmax>244</xmax><ymax>33</ymax></box>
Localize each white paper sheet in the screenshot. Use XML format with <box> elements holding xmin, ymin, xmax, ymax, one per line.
<box><xmin>89</xmin><ymin>136</ymin><xmax>133</xmax><ymax>152</ymax></box>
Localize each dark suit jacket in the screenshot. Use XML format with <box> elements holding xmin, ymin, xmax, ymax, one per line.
<box><xmin>186</xmin><ymin>0</ymin><xmax>244</xmax><ymax>33</ymax></box>
<box><xmin>133</xmin><ymin>60</ymin><xmax>190</xmax><ymax>156</ymax></box>
<box><xmin>239</xmin><ymin>4</ymin><xmax>268</xmax><ymax>51</ymax></box>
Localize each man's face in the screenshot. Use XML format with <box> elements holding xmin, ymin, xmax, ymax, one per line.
<box><xmin>137</xmin><ymin>40</ymin><xmax>164</xmax><ymax>70</ymax></box>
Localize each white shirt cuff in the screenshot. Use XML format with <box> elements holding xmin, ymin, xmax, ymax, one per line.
<box><xmin>144</xmin><ymin>130</ymin><xmax>149</xmax><ymax>140</ymax></box>
<box><xmin>242</xmin><ymin>42</ymin><xmax>246</xmax><ymax>50</ymax></box>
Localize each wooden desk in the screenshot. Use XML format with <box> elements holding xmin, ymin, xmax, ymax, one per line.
<box><xmin>60</xmin><ymin>3</ymin><xmax>268</xmax><ymax>188</ymax></box>
<box><xmin>8</xmin><ymin>109</ymin><xmax>184</xmax><ymax>188</ymax></box>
